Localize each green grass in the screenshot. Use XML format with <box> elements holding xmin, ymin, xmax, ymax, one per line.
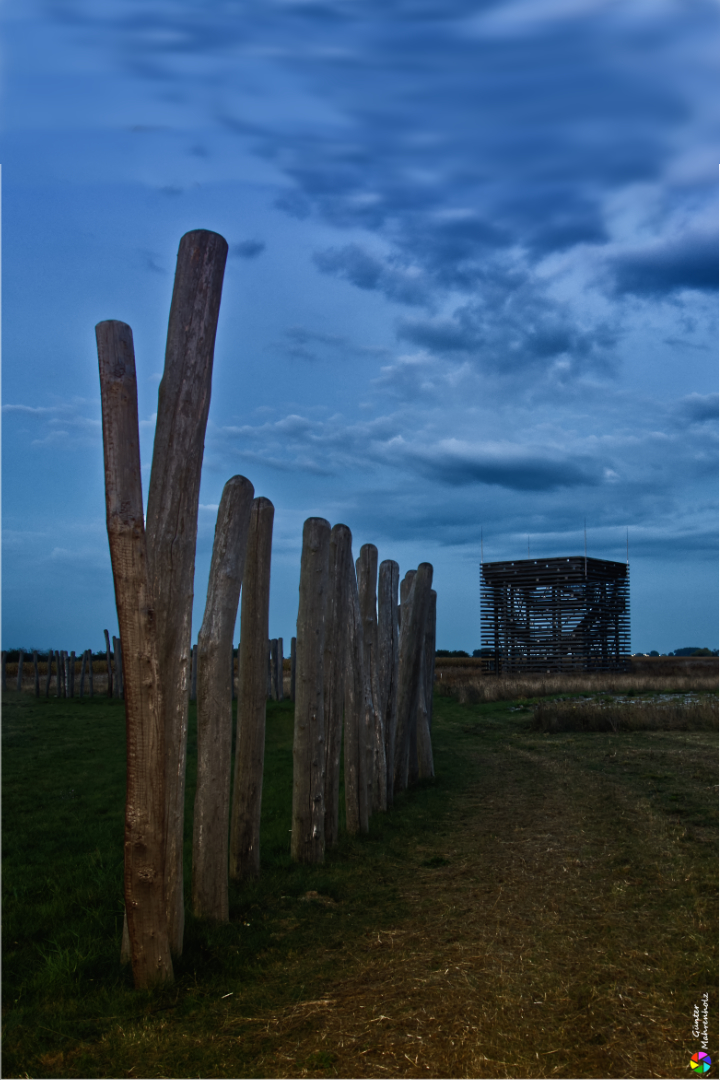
<box><xmin>2</xmin><ymin>688</ymin><xmax>717</xmax><ymax>1078</ymax></box>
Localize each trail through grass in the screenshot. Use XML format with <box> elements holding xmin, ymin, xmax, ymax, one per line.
<box><xmin>2</xmin><ymin>688</ymin><xmax>717</xmax><ymax>1078</ymax></box>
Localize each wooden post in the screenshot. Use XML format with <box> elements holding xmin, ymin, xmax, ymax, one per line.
<box><xmin>44</xmin><ymin>652</ymin><xmax>52</xmax><ymax>697</ymax></box>
<box><xmin>291</xmin><ymin>518</ymin><xmax>329</xmax><ymax>864</ymax></box>
<box><xmin>356</xmin><ymin>545</ymin><xmax>387</xmax><ymax>813</ymax></box>
<box><xmin>192</xmin><ymin>475</ymin><xmax>254</xmax><ymax>921</ymax></box>
<box><xmin>269</xmin><ymin>639</ymin><xmax>278</xmax><ymax>701</ymax></box>
<box><xmin>33</xmin><ymin>651</ymin><xmax>40</xmax><ymax>697</ymax></box>
<box><xmin>230</xmin><ymin>496</ymin><xmax>275</xmax><ymax>880</ymax></box>
<box><xmin>425</xmin><ymin>590</ymin><xmax>437</xmax><ymax>732</ymax></box>
<box><xmin>398</xmin><ymin>571</ymin><xmax>417</xmax><ymax>785</ymax></box>
<box><xmin>190</xmin><ymin>644</ymin><xmax>198</xmax><ymax>703</ymax></box>
<box><xmin>60</xmin><ymin>651</ymin><xmax>67</xmax><ymax>698</ymax></box>
<box><xmin>276</xmin><ymin>637</ymin><xmax>284</xmax><ymax>701</ymax></box>
<box><xmin>344</xmin><ymin>551</ymin><xmax>370</xmax><ymax>835</ymax></box>
<box><xmin>104</xmin><ymin>630</ymin><xmax>113</xmax><ymax>697</ymax></box>
<box><xmin>378</xmin><ymin>560</ymin><xmax>400</xmax><ymax>809</ymax></box>
<box><xmin>395</xmin><ymin>564</ymin><xmax>433</xmax><ymax>794</ymax></box>
<box><xmin>290</xmin><ymin>637</ymin><xmax>296</xmax><ymax>701</ymax></box>
<box><xmin>79</xmin><ymin>651</ymin><xmax>87</xmax><ymax>697</ymax></box>
<box><xmin>16</xmin><ymin>649</ymin><xmax>24</xmax><ymax>692</ymax></box>
<box><xmin>69</xmin><ymin>651</ymin><xmax>76</xmax><ymax>698</ymax></box>
<box><xmin>96</xmin><ymin>317</ymin><xmax>173</xmax><ymax>988</ymax></box>
<box><xmin>323</xmin><ymin>524</ymin><xmax>352</xmax><ymax>847</ymax></box>
<box><xmin>145</xmin><ymin>229</ymin><xmax>228</xmax><ymax>957</ymax></box>
<box><xmin>88</xmin><ymin>650</ymin><xmax>94</xmax><ymax>698</ymax></box>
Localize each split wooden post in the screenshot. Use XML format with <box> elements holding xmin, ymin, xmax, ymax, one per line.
<box><xmin>290</xmin><ymin>637</ymin><xmax>296</xmax><ymax>701</ymax></box>
<box><xmin>356</xmin><ymin>545</ymin><xmax>387</xmax><ymax>813</ymax></box>
<box><xmin>104</xmin><ymin>630</ymin><xmax>113</xmax><ymax>697</ymax></box>
<box><xmin>344</xmin><ymin>551</ymin><xmax>370</xmax><ymax>835</ymax></box>
<box><xmin>276</xmin><ymin>638</ymin><xmax>284</xmax><ymax>701</ymax></box>
<box><xmin>88</xmin><ymin>650</ymin><xmax>94</xmax><ymax>697</ymax></box>
<box><xmin>395</xmin><ymin>563</ymin><xmax>433</xmax><ymax>794</ymax></box>
<box><xmin>16</xmin><ymin>649</ymin><xmax>25</xmax><ymax>692</ymax></box>
<box><xmin>291</xmin><ymin>517</ymin><xmax>330</xmax><ymax>864</ymax></box>
<box><xmin>192</xmin><ymin>475</ymin><xmax>254</xmax><ymax>921</ymax></box>
<box><xmin>145</xmin><ymin>228</ymin><xmax>228</xmax><ymax>956</ymax></box>
<box><xmin>33</xmin><ymin>651</ymin><xmax>40</xmax><ymax>696</ymax></box>
<box><xmin>323</xmin><ymin>524</ymin><xmax>352</xmax><ymax>847</ymax></box>
<box><xmin>96</xmin><ymin>317</ymin><xmax>173</xmax><ymax>988</ymax></box>
<box><xmin>190</xmin><ymin>644</ymin><xmax>198</xmax><ymax>703</ymax></box>
<box><xmin>230</xmin><ymin>496</ymin><xmax>275</xmax><ymax>880</ymax></box>
<box><xmin>378</xmin><ymin>560</ymin><xmax>400</xmax><ymax>809</ymax></box>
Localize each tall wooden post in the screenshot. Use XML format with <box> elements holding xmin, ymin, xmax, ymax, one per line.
<box><xmin>344</xmin><ymin>552</ymin><xmax>370</xmax><ymax>835</ymax></box>
<box><xmin>96</xmin><ymin>317</ymin><xmax>173</xmax><ymax>988</ymax></box>
<box><xmin>276</xmin><ymin>637</ymin><xmax>284</xmax><ymax>701</ymax></box>
<box><xmin>104</xmin><ymin>630</ymin><xmax>113</xmax><ymax>697</ymax></box>
<box><xmin>323</xmin><ymin>524</ymin><xmax>352</xmax><ymax>847</ymax></box>
<box><xmin>356</xmin><ymin>545</ymin><xmax>386</xmax><ymax>813</ymax></box>
<box><xmin>145</xmin><ymin>229</ymin><xmax>228</xmax><ymax>956</ymax></box>
<box><xmin>416</xmin><ymin>590</ymin><xmax>436</xmax><ymax>781</ymax></box>
<box><xmin>16</xmin><ymin>649</ymin><xmax>24</xmax><ymax>692</ymax></box>
<box><xmin>291</xmin><ymin>518</ymin><xmax>329</xmax><ymax>864</ymax></box>
<box><xmin>378</xmin><ymin>560</ymin><xmax>400</xmax><ymax>809</ymax></box>
<box><xmin>230</xmin><ymin>496</ymin><xmax>275</xmax><ymax>880</ymax></box>
<box><xmin>395</xmin><ymin>564</ymin><xmax>433</xmax><ymax>793</ymax></box>
<box><xmin>290</xmin><ymin>637</ymin><xmax>296</xmax><ymax>701</ymax></box>
<box><xmin>33</xmin><ymin>651</ymin><xmax>40</xmax><ymax>697</ymax></box>
<box><xmin>192</xmin><ymin>475</ymin><xmax>254</xmax><ymax>921</ymax></box>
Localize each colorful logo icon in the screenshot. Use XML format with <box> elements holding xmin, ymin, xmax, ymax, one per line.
<box><xmin>690</xmin><ymin>1052</ymin><xmax>712</xmax><ymax>1074</ymax></box>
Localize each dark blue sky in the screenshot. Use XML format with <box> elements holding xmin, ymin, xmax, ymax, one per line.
<box><xmin>2</xmin><ymin>0</ymin><xmax>718</xmax><ymax>653</ymax></box>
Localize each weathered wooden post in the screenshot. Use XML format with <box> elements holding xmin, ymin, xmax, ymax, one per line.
<box><xmin>399</xmin><ymin>571</ymin><xmax>418</xmax><ymax>783</ymax></box>
<box><xmin>290</xmin><ymin>637</ymin><xmax>296</xmax><ymax>701</ymax></box>
<box><xmin>190</xmin><ymin>644</ymin><xmax>198</xmax><ymax>703</ymax></box>
<box><xmin>395</xmin><ymin>563</ymin><xmax>433</xmax><ymax>794</ymax></box>
<box><xmin>192</xmin><ymin>475</ymin><xmax>254</xmax><ymax>921</ymax></box>
<box><xmin>33</xmin><ymin>651</ymin><xmax>40</xmax><ymax>696</ymax></box>
<box><xmin>356</xmin><ymin>545</ymin><xmax>387</xmax><ymax>813</ymax></box>
<box><xmin>276</xmin><ymin>637</ymin><xmax>284</xmax><ymax>701</ymax></box>
<box><xmin>44</xmin><ymin>652</ymin><xmax>52</xmax><ymax>696</ymax></box>
<box><xmin>16</xmin><ymin>649</ymin><xmax>25</xmax><ymax>692</ymax></box>
<box><xmin>291</xmin><ymin>517</ymin><xmax>330</xmax><ymax>863</ymax></box>
<box><xmin>378</xmin><ymin>560</ymin><xmax>400</xmax><ymax>809</ymax></box>
<box><xmin>230</xmin><ymin>496</ymin><xmax>275</xmax><ymax>880</ymax></box>
<box><xmin>88</xmin><ymin>650</ymin><xmax>95</xmax><ymax>697</ymax></box>
<box><xmin>344</xmin><ymin>552</ymin><xmax>370</xmax><ymax>835</ymax></box>
<box><xmin>69</xmin><ymin>651</ymin><xmax>77</xmax><ymax>697</ymax></box>
<box><xmin>323</xmin><ymin>524</ymin><xmax>352</xmax><ymax>847</ymax></box>
<box><xmin>79</xmin><ymin>651</ymin><xmax>87</xmax><ymax>697</ymax></box>
<box><xmin>60</xmin><ymin>651</ymin><xmax>67</xmax><ymax>698</ymax></box>
<box><xmin>96</xmin><ymin>317</ymin><xmax>173</xmax><ymax>988</ymax></box>
<box><xmin>145</xmin><ymin>229</ymin><xmax>228</xmax><ymax>957</ymax></box>
<box><xmin>104</xmin><ymin>629</ymin><xmax>113</xmax><ymax>697</ymax></box>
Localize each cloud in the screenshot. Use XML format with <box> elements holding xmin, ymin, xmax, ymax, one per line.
<box><xmin>230</xmin><ymin>239</ymin><xmax>266</xmax><ymax>259</ymax></box>
<box><xmin>313</xmin><ymin>244</ymin><xmax>429</xmax><ymax>306</ymax></box>
<box><xmin>673</xmin><ymin>392</ymin><xmax>718</xmax><ymax>425</ymax></box>
<box><xmin>609</xmin><ymin>232</ymin><xmax>718</xmax><ymax>296</ymax></box>
<box><xmin>401</xmin><ymin>438</ymin><xmax>602</xmax><ymax>491</ymax></box>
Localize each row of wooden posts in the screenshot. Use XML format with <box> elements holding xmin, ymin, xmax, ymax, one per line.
<box><xmin>95</xmin><ymin>227</ymin><xmax>437</xmax><ymax>991</ymax></box>
<box><xmin>0</xmin><ymin>633</ymin><xmax>125</xmax><ymax>698</ymax></box>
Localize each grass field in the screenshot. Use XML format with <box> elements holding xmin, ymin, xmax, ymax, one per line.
<box><xmin>2</xmin><ymin>685</ymin><xmax>717</xmax><ymax>1078</ymax></box>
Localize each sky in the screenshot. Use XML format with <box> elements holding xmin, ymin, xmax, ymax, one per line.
<box><xmin>1</xmin><ymin>0</ymin><xmax>718</xmax><ymax>656</ymax></box>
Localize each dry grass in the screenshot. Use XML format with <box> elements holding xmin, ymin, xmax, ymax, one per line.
<box><xmin>435</xmin><ymin>670</ymin><xmax>719</xmax><ymax>705</ymax></box>
<box><xmin>533</xmin><ymin>697</ymin><xmax>718</xmax><ymax>733</ymax></box>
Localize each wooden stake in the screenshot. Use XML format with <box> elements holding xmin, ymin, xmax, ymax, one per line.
<box><xmin>395</xmin><ymin>563</ymin><xmax>433</xmax><ymax>793</ymax></box>
<box><xmin>104</xmin><ymin>630</ymin><xmax>113</xmax><ymax>697</ymax></box>
<box><xmin>378</xmin><ymin>560</ymin><xmax>400</xmax><ymax>809</ymax></box>
<box><xmin>230</xmin><ymin>496</ymin><xmax>275</xmax><ymax>880</ymax></box>
<box><xmin>145</xmin><ymin>229</ymin><xmax>228</xmax><ymax>957</ymax></box>
<box><xmin>96</xmin><ymin>317</ymin><xmax>173</xmax><ymax>988</ymax></box>
<box><xmin>291</xmin><ymin>517</ymin><xmax>330</xmax><ymax>863</ymax></box>
<box><xmin>357</xmin><ymin>545</ymin><xmax>387</xmax><ymax>813</ymax></box>
<box><xmin>323</xmin><ymin>524</ymin><xmax>352</xmax><ymax>847</ymax></box>
<box><xmin>192</xmin><ymin>475</ymin><xmax>254</xmax><ymax>921</ymax></box>
<box><xmin>290</xmin><ymin>637</ymin><xmax>296</xmax><ymax>701</ymax></box>
<box><xmin>344</xmin><ymin>551</ymin><xmax>370</xmax><ymax>835</ymax></box>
